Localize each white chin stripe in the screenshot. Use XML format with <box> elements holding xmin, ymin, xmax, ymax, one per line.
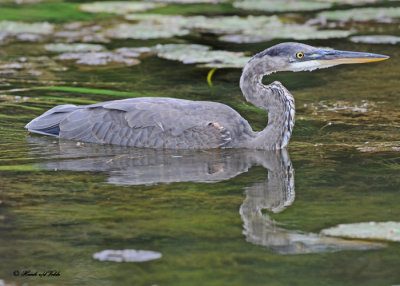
<box><xmin>287</xmin><ymin>60</ymin><xmax>337</xmax><ymax>72</ymax></box>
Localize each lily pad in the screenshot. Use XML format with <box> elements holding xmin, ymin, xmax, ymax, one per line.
<box><xmin>106</xmin><ymin>17</ymin><xmax>191</xmax><ymax>39</ymax></box>
<box><xmin>350</xmin><ymin>35</ymin><xmax>400</xmax><ymax>44</ymax></box>
<box><xmin>0</xmin><ymin>56</ymin><xmax>66</xmax><ymax>78</ymax></box>
<box><xmin>154</xmin><ymin>43</ymin><xmax>250</xmax><ymax>68</ymax></box>
<box><xmin>233</xmin><ymin>0</ymin><xmax>331</xmax><ymax>12</ymax></box>
<box><xmin>123</xmin><ymin>14</ymin><xmax>352</xmax><ymax>43</ymax></box>
<box><xmin>319</xmin><ymin>0</ymin><xmax>385</xmax><ymax>3</ymax></box>
<box><xmin>321</xmin><ymin>222</ymin><xmax>400</xmax><ymax>242</ymax></box>
<box><xmin>45</xmin><ymin>43</ymin><xmax>105</xmax><ymax>53</ymax></box>
<box><xmin>0</xmin><ymin>21</ymin><xmax>54</xmax><ymax>34</ymax></box>
<box><xmin>79</xmin><ymin>1</ymin><xmax>165</xmax><ymax>15</ymax></box>
<box><xmin>144</xmin><ymin>0</ymin><xmax>226</xmax><ymax>2</ymax></box>
<box><xmin>57</xmin><ymin>51</ymin><xmax>140</xmax><ymax>67</ymax></box>
<box><xmin>93</xmin><ymin>249</ymin><xmax>162</xmax><ymax>262</ymax></box>
<box><xmin>318</xmin><ymin>7</ymin><xmax>400</xmax><ymax>22</ymax></box>
<box><xmin>116</xmin><ymin>47</ymin><xmax>153</xmax><ymax>57</ymax></box>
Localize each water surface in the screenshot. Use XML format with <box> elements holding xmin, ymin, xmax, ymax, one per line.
<box><xmin>0</xmin><ymin>1</ymin><xmax>399</xmax><ymax>285</ymax></box>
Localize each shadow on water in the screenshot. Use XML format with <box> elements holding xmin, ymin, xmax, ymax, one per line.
<box><xmin>27</xmin><ymin>135</ymin><xmax>383</xmax><ymax>255</ymax></box>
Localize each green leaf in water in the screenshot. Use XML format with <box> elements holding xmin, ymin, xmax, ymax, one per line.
<box><xmin>2</xmin><ymin>103</ymin><xmax>43</xmax><ymax>111</ymax></box>
<box><xmin>36</xmin><ymin>96</ymin><xmax>98</xmax><ymax>105</ymax></box>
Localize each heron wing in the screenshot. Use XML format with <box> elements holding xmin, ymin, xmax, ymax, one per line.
<box><xmin>59</xmin><ymin>98</ymin><xmax>233</xmax><ymax>149</ymax></box>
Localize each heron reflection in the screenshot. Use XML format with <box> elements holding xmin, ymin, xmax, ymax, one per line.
<box><xmin>27</xmin><ymin>135</ymin><xmax>382</xmax><ymax>254</ymax></box>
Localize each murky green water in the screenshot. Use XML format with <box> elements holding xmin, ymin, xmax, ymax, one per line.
<box><xmin>0</xmin><ymin>1</ymin><xmax>399</xmax><ymax>286</ymax></box>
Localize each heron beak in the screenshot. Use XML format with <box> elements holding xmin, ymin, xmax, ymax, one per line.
<box><xmin>308</xmin><ymin>49</ymin><xmax>389</xmax><ymax>66</ymax></box>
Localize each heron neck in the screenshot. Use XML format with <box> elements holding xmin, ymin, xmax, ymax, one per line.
<box><xmin>240</xmin><ymin>58</ymin><xmax>295</xmax><ymax>149</ymax></box>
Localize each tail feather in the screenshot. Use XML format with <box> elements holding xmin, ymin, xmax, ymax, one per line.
<box><xmin>25</xmin><ymin>104</ymin><xmax>77</xmax><ymax>136</ymax></box>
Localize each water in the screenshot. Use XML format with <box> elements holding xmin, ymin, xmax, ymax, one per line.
<box><xmin>0</xmin><ymin>2</ymin><xmax>400</xmax><ymax>286</ymax></box>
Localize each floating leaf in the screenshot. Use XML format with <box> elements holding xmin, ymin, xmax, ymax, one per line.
<box><xmin>0</xmin><ymin>21</ymin><xmax>54</xmax><ymax>34</ymax></box>
<box><xmin>115</xmin><ymin>47</ymin><xmax>153</xmax><ymax>57</ymax></box>
<box><xmin>318</xmin><ymin>7</ymin><xmax>400</xmax><ymax>22</ymax></box>
<box><xmin>79</xmin><ymin>1</ymin><xmax>165</xmax><ymax>15</ymax></box>
<box><xmin>0</xmin><ymin>56</ymin><xmax>66</xmax><ymax>78</ymax></box>
<box><xmin>233</xmin><ymin>0</ymin><xmax>331</xmax><ymax>12</ymax></box>
<box><xmin>144</xmin><ymin>0</ymin><xmax>227</xmax><ymax>3</ymax></box>
<box><xmin>55</xmin><ymin>22</ymin><xmax>110</xmax><ymax>43</ymax></box>
<box><xmin>45</xmin><ymin>43</ymin><xmax>105</xmax><ymax>53</ymax></box>
<box><xmin>106</xmin><ymin>22</ymin><xmax>190</xmax><ymax>40</ymax></box>
<box><xmin>123</xmin><ymin>14</ymin><xmax>352</xmax><ymax>42</ymax></box>
<box><xmin>350</xmin><ymin>35</ymin><xmax>400</xmax><ymax>44</ymax></box>
<box><xmin>153</xmin><ymin>44</ymin><xmax>250</xmax><ymax>68</ymax></box>
<box><xmin>322</xmin><ymin>222</ymin><xmax>400</xmax><ymax>242</ymax></box>
<box><xmin>57</xmin><ymin>51</ymin><xmax>140</xmax><ymax>67</ymax></box>
<box><xmin>93</xmin><ymin>249</ymin><xmax>162</xmax><ymax>262</ymax></box>
<box><xmin>319</xmin><ymin>0</ymin><xmax>384</xmax><ymax>3</ymax></box>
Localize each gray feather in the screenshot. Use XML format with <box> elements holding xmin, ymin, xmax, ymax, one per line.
<box><xmin>26</xmin><ymin>97</ymin><xmax>254</xmax><ymax>149</ymax></box>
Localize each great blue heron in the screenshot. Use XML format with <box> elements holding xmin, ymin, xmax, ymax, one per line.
<box><xmin>26</xmin><ymin>42</ymin><xmax>388</xmax><ymax>150</ymax></box>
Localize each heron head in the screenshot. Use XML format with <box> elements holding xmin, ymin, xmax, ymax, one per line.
<box><xmin>255</xmin><ymin>42</ymin><xmax>389</xmax><ymax>73</ymax></box>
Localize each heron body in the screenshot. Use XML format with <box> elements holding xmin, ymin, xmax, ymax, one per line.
<box><xmin>26</xmin><ymin>42</ymin><xmax>388</xmax><ymax>150</ymax></box>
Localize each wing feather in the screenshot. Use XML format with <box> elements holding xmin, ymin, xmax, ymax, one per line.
<box><xmin>57</xmin><ymin>98</ymin><xmax>241</xmax><ymax>149</ymax></box>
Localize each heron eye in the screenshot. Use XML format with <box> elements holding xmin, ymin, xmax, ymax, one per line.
<box><xmin>296</xmin><ymin>52</ymin><xmax>304</xmax><ymax>59</ymax></box>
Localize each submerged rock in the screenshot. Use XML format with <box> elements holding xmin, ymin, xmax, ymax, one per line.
<box><xmin>321</xmin><ymin>222</ymin><xmax>400</xmax><ymax>241</ymax></box>
<box><xmin>350</xmin><ymin>35</ymin><xmax>400</xmax><ymax>44</ymax></box>
<box><xmin>93</xmin><ymin>249</ymin><xmax>162</xmax><ymax>262</ymax></box>
<box><xmin>79</xmin><ymin>1</ymin><xmax>165</xmax><ymax>15</ymax></box>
